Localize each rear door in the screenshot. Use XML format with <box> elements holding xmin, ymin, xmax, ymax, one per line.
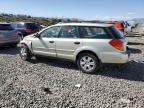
<box><xmin>56</xmin><ymin>26</ymin><xmax>83</xmax><ymax>60</ymax></box>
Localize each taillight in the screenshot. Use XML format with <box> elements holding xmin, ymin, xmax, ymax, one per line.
<box><xmin>109</xmin><ymin>39</ymin><xmax>124</xmax><ymax>51</ymax></box>
<box><xmin>24</xmin><ymin>28</ymin><xmax>32</xmax><ymax>33</ymax></box>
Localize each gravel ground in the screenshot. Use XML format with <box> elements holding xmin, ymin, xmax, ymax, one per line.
<box><xmin>0</xmin><ymin>33</ymin><xmax>144</xmax><ymax>108</ymax></box>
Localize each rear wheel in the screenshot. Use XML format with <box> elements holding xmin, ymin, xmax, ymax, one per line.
<box><xmin>77</xmin><ymin>53</ymin><xmax>100</xmax><ymax>74</ymax></box>
<box><xmin>20</xmin><ymin>45</ymin><xmax>32</xmax><ymax>61</ymax></box>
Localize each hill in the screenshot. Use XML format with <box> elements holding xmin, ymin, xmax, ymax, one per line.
<box><xmin>132</xmin><ymin>18</ymin><xmax>144</xmax><ymax>23</ymax></box>
<box><xmin>0</xmin><ymin>13</ymin><xmax>79</xmax><ymax>26</ymax></box>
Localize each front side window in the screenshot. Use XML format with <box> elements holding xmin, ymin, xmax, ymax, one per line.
<box><xmin>59</xmin><ymin>26</ymin><xmax>78</xmax><ymax>38</ymax></box>
<box><xmin>79</xmin><ymin>26</ymin><xmax>110</xmax><ymax>39</ymax></box>
<box><xmin>40</xmin><ymin>26</ymin><xmax>61</xmax><ymax>38</ymax></box>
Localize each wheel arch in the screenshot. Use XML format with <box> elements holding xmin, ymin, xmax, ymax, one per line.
<box><xmin>20</xmin><ymin>41</ymin><xmax>33</xmax><ymax>52</ymax></box>
<box><xmin>75</xmin><ymin>50</ymin><xmax>101</xmax><ymax>64</ymax></box>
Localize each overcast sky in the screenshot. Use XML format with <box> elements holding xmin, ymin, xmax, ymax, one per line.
<box><xmin>0</xmin><ymin>0</ymin><xmax>144</xmax><ymax>20</ymax></box>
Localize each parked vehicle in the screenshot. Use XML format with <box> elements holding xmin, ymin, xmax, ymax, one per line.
<box><xmin>11</xmin><ymin>22</ymin><xmax>41</xmax><ymax>39</ymax></box>
<box><xmin>105</xmin><ymin>21</ymin><xmax>125</xmax><ymax>34</ymax></box>
<box><xmin>126</xmin><ymin>21</ymin><xmax>136</xmax><ymax>32</ymax></box>
<box><xmin>0</xmin><ymin>23</ymin><xmax>20</xmax><ymax>47</ymax></box>
<box><xmin>19</xmin><ymin>23</ymin><xmax>129</xmax><ymax>73</ymax></box>
<box><xmin>123</xmin><ymin>21</ymin><xmax>132</xmax><ymax>34</ymax></box>
<box><xmin>127</xmin><ymin>21</ymin><xmax>136</xmax><ymax>28</ymax></box>
<box><xmin>132</xmin><ymin>23</ymin><xmax>144</xmax><ymax>35</ymax></box>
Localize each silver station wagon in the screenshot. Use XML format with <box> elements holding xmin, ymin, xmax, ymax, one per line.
<box><xmin>19</xmin><ymin>23</ymin><xmax>129</xmax><ymax>73</ymax></box>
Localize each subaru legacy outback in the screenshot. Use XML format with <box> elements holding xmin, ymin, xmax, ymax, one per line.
<box><xmin>19</xmin><ymin>23</ymin><xmax>129</xmax><ymax>73</ymax></box>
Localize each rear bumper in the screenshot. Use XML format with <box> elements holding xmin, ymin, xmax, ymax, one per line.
<box><xmin>100</xmin><ymin>51</ymin><xmax>130</xmax><ymax>64</ymax></box>
<box><xmin>0</xmin><ymin>39</ymin><xmax>19</xmax><ymax>46</ymax></box>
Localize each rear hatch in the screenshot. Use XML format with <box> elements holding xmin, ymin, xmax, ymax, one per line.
<box><xmin>108</xmin><ymin>26</ymin><xmax>128</xmax><ymax>52</ymax></box>
<box><xmin>0</xmin><ymin>24</ymin><xmax>17</xmax><ymax>40</ymax></box>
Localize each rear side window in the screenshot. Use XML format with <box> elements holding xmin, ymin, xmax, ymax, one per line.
<box><xmin>0</xmin><ymin>24</ymin><xmax>14</xmax><ymax>30</ymax></box>
<box><xmin>17</xmin><ymin>24</ymin><xmax>24</xmax><ymax>28</ymax></box>
<box><xmin>25</xmin><ymin>23</ymin><xmax>39</xmax><ymax>29</ymax></box>
<box><xmin>78</xmin><ymin>26</ymin><xmax>111</xmax><ymax>39</ymax></box>
<box><xmin>59</xmin><ymin>26</ymin><xmax>78</xmax><ymax>38</ymax></box>
<box><xmin>108</xmin><ymin>27</ymin><xmax>124</xmax><ymax>39</ymax></box>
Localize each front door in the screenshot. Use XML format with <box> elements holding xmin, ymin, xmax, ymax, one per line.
<box><xmin>32</xmin><ymin>26</ymin><xmax>61</xmax><ymax>57</ymax></box>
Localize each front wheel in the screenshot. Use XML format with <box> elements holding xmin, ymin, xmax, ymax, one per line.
<box><xmin>77</xmin><ymin>53</ymin><xmax>100</xmax><ymax>74</ymax></box>
<box><xmin>20</xmin><ymin>45</ymin><xmax>32</xmax><ymax>61</ymax></box>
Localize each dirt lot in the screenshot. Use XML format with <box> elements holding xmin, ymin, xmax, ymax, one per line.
<box><xmin>0</xmin><ymin>33</ymin><xmax>144</xmax><ymax>108</ymax></box>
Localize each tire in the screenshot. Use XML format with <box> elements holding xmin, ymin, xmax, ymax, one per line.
<box><xmin>20</xmin><ymin>44</ymin><xmax>32</xmax><ymax>61</ymax></box>
<box><xmin>77</xmin><ymin>53</ymin><xmax>100</xmax><ymax>74</ymax></box>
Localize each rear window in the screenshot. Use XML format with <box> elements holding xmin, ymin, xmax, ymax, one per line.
<box><xmin>25</xmin><ymin>23</ymin><xmax>39</xmax><ymax>29</ymax></box>
<box><xmin>108</xmin><ymin>26</ymin><xmax>124</xmax><ymax>39</ymax></box>
<box><xmin>0</xmin><ymin>24</ymin><xmax>14</xmax><ymax>30</ymax></box>
<box><xmin>78</xmin><ymin>26</ymin><xmax>111</xmax><ymax>39</ymax></box>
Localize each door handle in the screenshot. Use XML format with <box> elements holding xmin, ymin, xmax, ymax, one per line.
<box><xmin>74</xmin><ymin>42</ymin><xmax>80</xmax><ymax>45</ymax></box>
<box><xmin>49</xmin><ymin>41</ymin><xmax>54</xmax><ymax>43</ymax></box>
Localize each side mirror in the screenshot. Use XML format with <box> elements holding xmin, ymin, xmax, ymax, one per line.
<box><xmin>34</xmin><ymin>33</ymin><xmax>40</xmax><ymax>38</ymax></box>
